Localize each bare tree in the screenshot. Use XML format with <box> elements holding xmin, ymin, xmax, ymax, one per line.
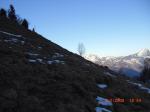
<box><xmin>78</xmin><ymin>43</ymin><xmax>85</xmax><ymax>56</ymax></box>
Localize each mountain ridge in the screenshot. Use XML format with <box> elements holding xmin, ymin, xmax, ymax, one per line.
<box><xmin>133</xmin><ymin>48</ymin><xmax>150</xmax><ymax>57</ymax></box>
<box><xmin>86</xmin><ymin>49</ymin><xmax>150</xmax><ymax>77</ymax></box>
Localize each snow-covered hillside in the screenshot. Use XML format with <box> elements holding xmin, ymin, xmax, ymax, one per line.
<box><xmin>86</xmin><ymin>49</ymin><xmax>150</xmax><ymax>77</ymax></box>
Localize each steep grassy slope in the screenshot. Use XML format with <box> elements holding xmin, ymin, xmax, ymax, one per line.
<box><xmin>0</xmin><ymin>19</ymin><xmax>150</xmax><ymax>112</ymax></box>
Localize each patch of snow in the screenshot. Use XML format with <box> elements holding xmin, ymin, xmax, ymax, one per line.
<box><xmin>4</xmin><ymin>38</ymin><xmax>18</xmax><ymax>43</ymax></box>
<box><xmin>96</xmin><ymin>96</ymin><xmax>112</xmax><ymax>106</ymax></box>
<box><xmin>97</xmin><ymin>84</ymin><xmax>108</xmax><ymax>89</ymax></box>
<box><xmin>38</xmin><ymin>46</ymin><xmax>42</xmax><ymax>49</ymax></box>
<box><xmin>21</xmin><ymin>41</ymin><xmax>25</xmax><ymax>45</ymax></box>
<box><xmin>47</xmin><ymin>61</ymin><xmax>53</xmax><ymax>64</ymax></box>
<box><xmin>4</xmin><ymin>40</ymin><xmax>10</xmax><ymax>42</ymax></box>
<box><xmin>54</xmin><ymin>60</ymin><xmax>60</xmax><ymax>63</ymax></box>
<box><xmin>85</xmin><ymin>54</ymin><xmax>101</xmax><ymax>62</ymax></box>
<box><xmin>47</xmin><ymin>60</ymin><xmax>65</xmax><ymax>64</ymax></box>
<box><xmin>95</xmin><ymin>107</ymin><xmax>112</xmax><ymax>112</ymax></box>
<box><xmin>11</xmin><ymin>38</ymin><xmax>18</xmax><ymax>42</ymax></box>
<box><xmin>44</xmin><ymin>57</ymin><xmax>47</xmax><ymax>59</ymax></box>
<box><xmin>127</xmin><ymin>81</ymin><xmax>150</xmax><ymax>94</ymax></box>
<box><xmin>54</xmin><ymin>60</ymin><xmax>64</xmax><ymax>64</ymax></box>
<box><xmin>140</xmin><ymin>86</ymin><xmax>150</xmax><ymax>93</ymax></box>
<box><xmin>128</xmin><ymin>81</ymin><xmax>142</xmax><ymax>87</ymax></box>
<box><xmin>61</xmin><ymin>61</ymin><xmax>65</xmax><ymax>64</ymax></box>
<box><xmin>52</xmin><ymin>53</ymin><xmax>64</xmax><ymax>58</ymax></box>
<box><xmin>0</xmin><ymin>31</ymin><xmax>22</xmax><ymax>37</ymax></box>
<box><xmin>36</xmin><ymin>59</ymin><xmax>45</xmax><ymax>64</ymax></box>
<box><xmin>27</xmin><ymin>52</ymin><xmax>39</xmax><ymax>56</ymax></box>
<box><xmin>3</xmin><ymin>37</ymin><xmax>25</xmax><ymax>45</ymax></box>
<box><xmin>104</xmin><ymin>72</ymin><xmax>116</xmax><ymax>78</ymax></box>
<box><xmin>28</xmin><ymin>59</ymin><xmax>36</xmax><ymax>63</ymax></box>
<box><xmin>37</xmin><ymin>58</ymin><xmax>42</xmax><ymax>61</ymax></box>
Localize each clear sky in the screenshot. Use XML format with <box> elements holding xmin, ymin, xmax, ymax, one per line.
<box><xmin>1</xmin><ymin>0</ymin><xmax>150</xmax><ymax>57</ymax></box>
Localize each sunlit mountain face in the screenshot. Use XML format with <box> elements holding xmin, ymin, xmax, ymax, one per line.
<box><xmin>86</xmin><ymin>49</ymin><xmax>150</xmax><ymax>77</ymax></box>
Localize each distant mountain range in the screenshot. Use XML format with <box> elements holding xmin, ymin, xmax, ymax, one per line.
<box><xmin>86</xmin><ymin>48</ymin><xmax>150</xmax><ymax>77</ymax></box>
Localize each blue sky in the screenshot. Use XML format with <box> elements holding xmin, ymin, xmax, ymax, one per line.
<box><xmin>1</xmin><ymin>0</ymin><xmax>150</xmax><ymax>56</ymax></box>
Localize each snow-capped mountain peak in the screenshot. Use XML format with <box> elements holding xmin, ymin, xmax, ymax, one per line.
<box><xmin>135</xmin><ymin>48</ymin><xmax>150</xmax><ymax>57</ymax></box>
<box><xmin>85</xmin><ymin>54</ymin><xmax>100</xmax><ymax>62</ymax></box>
<box><xmin>86</xmin><ymin>49</ymin><xmax>150</xmax><ymax>77</ymax></box>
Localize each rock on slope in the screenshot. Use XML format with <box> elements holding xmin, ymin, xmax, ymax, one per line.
<box><xmin>0</xmin><ymin>19</ymin><xmax>150</xmax><ymax>112</ymax></box>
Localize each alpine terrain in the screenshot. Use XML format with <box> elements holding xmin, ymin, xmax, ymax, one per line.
<box><xmin>0</xmin><ymin>6</ymin><xmax>150</xmax><ymax>112</ymax></box>
<box><xmin>86</xmin><ymin>49</ymin><xmax>150</xmax><ymax>77</ymax></box>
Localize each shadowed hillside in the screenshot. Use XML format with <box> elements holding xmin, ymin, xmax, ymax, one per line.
<box><xmin>0</xmin><ymin>7</ymin><xmax>150</xmax><ymax>112</ymax></box>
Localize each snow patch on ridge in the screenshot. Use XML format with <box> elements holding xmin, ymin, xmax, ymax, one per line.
<box><xmin>0</xmin><ymin>31</ymin><xmax>22</xmax><ymax>37</ymax></box>
<box><xmin>127</xmin><ymin>81</ymin><xmax>150</xmax><ymax>94</ymax></box>
<box><xmin>96</xmin><ymin>96</ymin><xmax>112</xmax><ymax>106</ymax></box>
<box><xmin>95</xmin><ymin>107</ymin><xmax>112</xmax><ymax>112</ymax></box>
<box><xmin>97</xmin><ymin>84</ymin><xmax>108</xmax><ymax>89</ymax></box>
